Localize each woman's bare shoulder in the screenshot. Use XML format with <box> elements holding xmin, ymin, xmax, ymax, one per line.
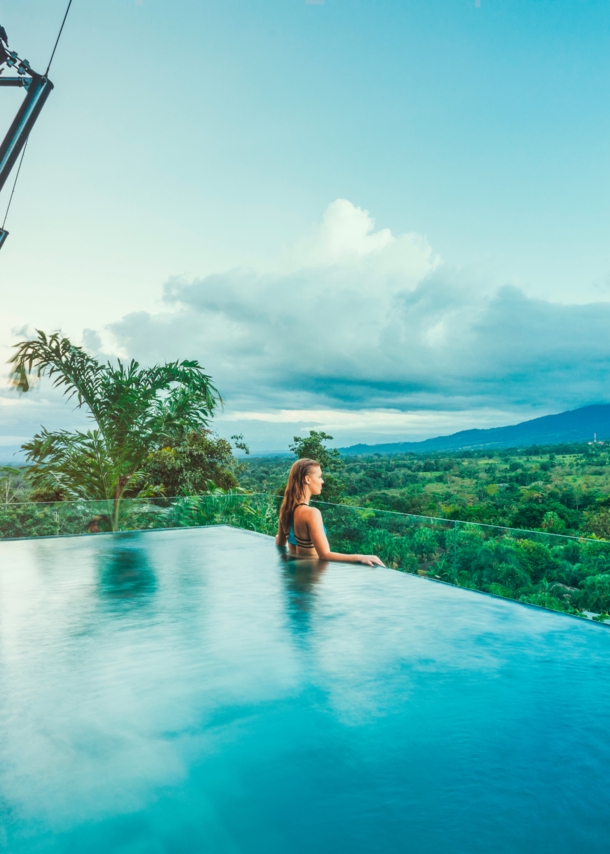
<box><xmin>295</xmin><ymin>503</ymin><xmax>321</xmax><ymax>518</ymax></box>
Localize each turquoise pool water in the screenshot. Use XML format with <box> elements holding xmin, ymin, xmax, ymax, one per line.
<box><xmin>1</xmin><ymin>526</ymin><xmax>609</xmax><ymax>853</ymax></box>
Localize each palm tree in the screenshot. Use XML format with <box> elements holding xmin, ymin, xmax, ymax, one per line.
<box><xmin>9</xmin><ymin>330</ymin><xmax>222</xmax><ymax>530</ymax></box>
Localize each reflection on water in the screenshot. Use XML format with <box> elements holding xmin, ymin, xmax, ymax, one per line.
<box><xmin>1</xmin><ymin>527</ymin><xmax>610</xmax><ymax>854</ymax></box>
<box><xmin>280</xmin><ymin>553</ymin><xmax>328</xmax><ymax>635</ymax></box>
<box><xmin>98</xmin><ymin>537</ymin><xmax>156</xmax><ymax>606</ymax></box>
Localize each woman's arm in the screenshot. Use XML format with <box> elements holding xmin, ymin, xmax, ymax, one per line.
<box><xmin>275</xmin><ymin>519</ymin><xmax>288</xmax><ymax>547</ymax></box>
<box><xmin>305</xmin><ymin>507</ymin><xmax>385</xmax><ymax>567</ymax></box>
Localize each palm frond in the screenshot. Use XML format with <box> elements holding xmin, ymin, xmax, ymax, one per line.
<box><xmin>9</xmin><ymin>330</ymin><xmax>104</xmax><ymax>416</ymax></box>
<box><xmin>11</xmin><ymin>332</ymin><xmax>224</xmax><ymax>508</ymax></box>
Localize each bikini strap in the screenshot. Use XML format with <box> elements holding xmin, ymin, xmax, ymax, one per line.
<box><xmin>286</xmin><ymin>502</ymin><xmax>307</xmax><ymax>532</ymax></box>
<box><xmin>290</xmin><ymin>503</ymin><xmax>316</xmax><ymax>548</ymax></box>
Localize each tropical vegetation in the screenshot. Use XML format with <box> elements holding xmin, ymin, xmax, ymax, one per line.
<box><xmin>240</xmin><ymin>437</ymin><xmax>610</xmax><ymax>538</ymax></box>
<box><xmin>4</xmin><ymin>335</ymin><xmax>610</xmax><ymax>623</ymax></box>
<box><xmin>8</xmin><ymin>330</ymin><xmax>224</xmax><ymax>529</ymax></box>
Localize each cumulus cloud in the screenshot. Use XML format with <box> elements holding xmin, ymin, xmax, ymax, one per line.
<box><xmin>4</xmin><ymin>198</ymin><xmax>609</xmax><ymax>455</ymax></box>
<box><xmin>109</xmin><ymin>199</ymin><xmax>610</xmax><ymax>425</ymax></box>
<box><xmin>277</xmin><ymin>198</ymin><xmax>434</xmax><ymax>272</ymax></box>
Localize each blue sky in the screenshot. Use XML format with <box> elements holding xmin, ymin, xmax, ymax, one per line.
<box><xmin>1</xmin><ymin>0</ymin><xmax>610</xmax><ymax>454</ymax></box>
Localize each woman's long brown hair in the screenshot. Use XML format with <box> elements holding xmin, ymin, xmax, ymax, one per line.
<box><xmin>279</xmin><ymin>458</ymin><xmax>320</xmax><ymax>533</ymax></box>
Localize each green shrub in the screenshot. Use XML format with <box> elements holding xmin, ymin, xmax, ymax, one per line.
<box><xmin>575</xmin><ymin>574</ymin><xmax>610</xmax><ymax>613</ymax></box>
<box><xmin>514</xmin><ymin>539</ymin><xmax>558</xmax><ymax>583</ymax></box>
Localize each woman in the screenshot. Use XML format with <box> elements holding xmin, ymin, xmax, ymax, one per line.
<box><xmin>275</xmin><ymin>458</ymin><xmax>385</xmax><ymax>567</ymax></box>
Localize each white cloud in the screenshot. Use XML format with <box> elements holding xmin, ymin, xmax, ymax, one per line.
<box><xmin>110</xmin><ymin>199</ymin><xmax>444</xmax><ymax>407</ymax></box>
<box><xmin>109</xmin><ymin>200</ymin><xmax>610</xmax><ymax>433</ymax></box>
<box><xmin>218</xmin><ymin>406</ymin><xmax>530</xmax><ymax>434</ymax></box>
<box><xmin>4</xmin><ymin>199</ymin><xmax>610</xmax><ymax>453</ymax></box>
<box><xmin>214</xmin><ymin>406</ymin><xmax>544</xmax><ymax>452</ymax></box>
<box><xmin>278</xmin><ymin>199</ymin><xmax>436</xmax><ymax>274</ymax></box>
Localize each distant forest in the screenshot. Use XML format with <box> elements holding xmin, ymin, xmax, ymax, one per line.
<box><xmin>240</xmin><ymin>441</ymin><xmax>610</xmax><ymax>539</ymax></box>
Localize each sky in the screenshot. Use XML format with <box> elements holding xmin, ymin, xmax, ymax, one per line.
<box><xmin>1</xmin><ymin>0</ymin><xmax>610</xmax><ymax>456</ymax></box>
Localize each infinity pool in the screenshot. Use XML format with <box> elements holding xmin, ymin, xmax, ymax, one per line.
<box><xmin>1</xmin><ymin>526</ymin><xmax>609</xmax><ymax>853</ymax></box>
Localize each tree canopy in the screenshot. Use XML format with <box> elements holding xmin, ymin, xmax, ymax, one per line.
<box><xmin>9</xmin><ymin>330</ymin><xmax>223</xmax><ymax>528</ymax></box>
<box><xmin>144</xmin><ymin>430</ymin><xmax>240</xmax><ymax>496</ymax></box>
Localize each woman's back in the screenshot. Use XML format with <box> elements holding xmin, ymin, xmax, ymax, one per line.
<box><xmin>288</xmin><ymin>503</ymin><xmax>316</xmax><ymax>550</ymax></box>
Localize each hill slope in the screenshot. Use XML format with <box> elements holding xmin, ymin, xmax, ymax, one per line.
<box><xmin>340</xmin><ymin>404</ymin><xmax>610</xmax><ymax>455</ymax></box>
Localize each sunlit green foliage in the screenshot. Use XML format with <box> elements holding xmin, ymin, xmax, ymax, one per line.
<box><xmin>0</xmin><ymin>493</ymin><xmax>280</xmax><ymax>541</ymax></box>
<box><xmin>0</xmin><ymin>465</ymin><xmax>28</xmax><ymax>504</ymax></box>
<box><xmin>9</xmin><ymin>331</ymin><xmax>222</xmax><ymax>529</ymax></box>
<box><xmin>143</xmin><ymin>431</ymin><xmax>240</xmax><ymax>496</ymax></box>
<box><xmin>240</xmin><ymin>440</ymin><xmax>610</xmax><ymax>538</ymax></box>
<box><xmin>236</xmin><ymin>440</ymin><xmax>610</xmax><ymax>620</ymax></box>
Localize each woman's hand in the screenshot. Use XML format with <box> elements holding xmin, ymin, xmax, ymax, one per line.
<box><xmin>357</xmin><ymin>554</ymin><xmax>385</xmax><ymax>567</ymax></box>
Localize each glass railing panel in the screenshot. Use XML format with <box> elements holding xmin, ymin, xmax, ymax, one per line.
<box><xmin>2</xmin><ymin>494</ymin><xmax>609</xmax><ymax>622</ymax></box>
<box><xmin>162</xmin><ymin>493</ymin><xmax>281</xmax><ymax>535</ymax></box>
<box><xmin>453</xmin><ymin>521</ymin><xmax>610</xmax><ymax>617</ymax></box>
<box><xmin>0</xmin><ymin>493</ymin><xmax>281</xmax><ymax>540</ymax></box>
<box><xmin>314</xmin><ymin>501</ymin><xmax>457</xmax><ymax>580</ymax></box>
<box><xmin>0</xmin><ymin>498</ymin><xmax>118</xmax><ymax>539</ymax></box>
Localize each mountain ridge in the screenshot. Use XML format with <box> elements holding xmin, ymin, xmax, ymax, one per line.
<box><xmin>339</xmin><ymin>404</ymin><xmax>610</xmax><ymax>455</ymax></box>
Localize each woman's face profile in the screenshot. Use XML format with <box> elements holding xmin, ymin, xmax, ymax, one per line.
<box><xmin>305</xmin><ymin>466</ymin><xmax>324</xmax><ymax>496</ymax></box>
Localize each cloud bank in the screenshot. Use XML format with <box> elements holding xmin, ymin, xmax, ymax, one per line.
<box><xmin>3</xmin><ymin>199</ymin><xmax>610</xmax><ymax>455</ymax></box>
<box><xmin>108</xmin><ymin>200</ymin><xmax>610</xmax><ymax>427</ymax></box>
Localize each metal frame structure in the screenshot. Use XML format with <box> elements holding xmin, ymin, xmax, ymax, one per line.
<box><xmin>0</xmin><ymin>38</ymin><xmax>54</xmax><ymax>248</ymax></box>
